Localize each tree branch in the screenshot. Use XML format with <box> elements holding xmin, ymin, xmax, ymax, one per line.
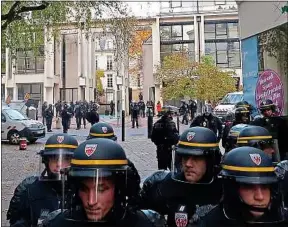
<box><xmin>1</xmin><ymin>1</ymin><xmax>50</xmax><ymax>30</ymax></box>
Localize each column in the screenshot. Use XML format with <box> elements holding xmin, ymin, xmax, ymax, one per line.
<box><xmin>77</xmin><ymin>29</ymin><xmax>83</xmax><ymax>101</ymax></box>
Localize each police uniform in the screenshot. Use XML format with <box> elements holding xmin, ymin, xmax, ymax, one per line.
<box><xmin>151</xmin><ymin>109</ymin><xmax>179</xmax><ymax>170</ymax></box>
<box><xmin>198</xmin><ymin>147</ymin><xmax>288</xmax><ymax>226</ymax></box>
<box><xmin>222</xmin><ymin>107</ymin><xmax>251</xmax><ymax>153</ymax></box>
<box><xmin>7</xmin><ymin>134</ymin><xmax>78</xmax><ymax>227</ymax></box>
<box><xmin>86</xmin><ymin>122</ymin><xmax>141</xmax><ymax>207</ymax></box>
<box><xmin>250</xmin><ymin>99</ymin><xmax>288</xmax><ymax>160</ymax></box>
<box><xmin>140</xmin><ymin>127</ymin><xmax>223</xmax><ymax>227</ymax></box>
<box><xmin>190</xmin><ymin>113</ymin><xmax>223</xmax><ymax>142</ymax></box>
<box><xmin>42</xmin><ymin>138</ymin><xmax>166</xmax><ymax>227</ymax></box>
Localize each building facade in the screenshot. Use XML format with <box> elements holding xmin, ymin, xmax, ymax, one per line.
<box><xmin>237</xmin><ymin>1</ymin><xmax>288</xmax><ymax>115</ymax></box>
<box><xmin>142</xmin><ymin>0</ymin><xmax>242</xmax><ymax>105</ymax></box>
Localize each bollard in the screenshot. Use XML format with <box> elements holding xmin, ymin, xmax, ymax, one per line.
<box><xmin>147</xmin><ymin>106</ymin><xmax>153</xmax><ymax>139</ymax></box>
<box><xmin>177</xmin><ymin>115</ymin><xmax>180</xmax><ymax>133</ymax></box>
<box><xmin>19</xmin><ymin>138</ymin><xmax>27</xmax><ymax>150</ymax></box>
<box><xmin>121</xmin><ymin>110</ymin><xmax>125</xmax><ymax>141</ymax></box>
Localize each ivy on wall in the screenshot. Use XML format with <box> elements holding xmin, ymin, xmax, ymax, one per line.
<box><xmin>258</xmin><ymin>23</ymin><xmax>288</xmax><ymax>75</ymax></box>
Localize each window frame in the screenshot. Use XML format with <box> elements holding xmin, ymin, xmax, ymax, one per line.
<box><xmin>107</xmin><ymin>74</ymin><xmax>113</xmax><ymax>88</ymax></box>
<box><xmin>106</xmin><ymin>55</ymin><xmax>113</xmax><ymax>71</ymax></box>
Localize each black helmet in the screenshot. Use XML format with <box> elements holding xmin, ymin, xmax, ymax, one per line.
<box><xmin>173</xmin><ymin>127</ymin><xmax>221</xmax><ymax>184</ymax></box>
<box><xmin>235</xmin><ymin>101</ymin><xmax>251</xmax><ymax>110</ymax></box>
<box><xmin>39</xmin><ymin>133</ymin><xmax>78</xmax><ymax>181</ymax></box>
<box><xmin>237</xmin><ymin>126</ymin><xmax>278</xmax><ymax>162</ymax></box>
<box><xmin>64</xmin><ymin>138</ymin><xmax>129</xmax><ymax>222</ymax></box>
<box><xmin>225</xmin><ymin>123</ymin><xmax>249</xmax><ymax>153</ymax></box>
<box><xmin>87</xmin><ymin>122</ymin><xmax>117</xmax><ymax>141</ymax></box>
<box><xmin>219</xmin><ymin>146</ymin><xmax>285</xmax><ymax>223</ymax></box>
<box><xmin>234</xmin><ymin>107</ymin><xmax>250</xmax><ymax>124</ymax></box>
<box><xmin>259</xmin><ymin>99</ymin><xmax>276</xmax><ymax>113</ymax></box>
<box><xmin>161</xmin><ymin>106</ymin><xmax>173</xmax><ymax>117</ymax></box>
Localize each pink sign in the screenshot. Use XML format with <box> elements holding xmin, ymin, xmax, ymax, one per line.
<box><xmin>255</xmin><ymin>69</ymin><xmax>284</xmax><ymax>116</ymax></box>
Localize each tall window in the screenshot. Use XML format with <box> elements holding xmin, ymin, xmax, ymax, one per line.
<box><xmin>107</xmin><ymin>56</ymin><xmax>113</xmax><ymax>70</ymax></box>
<box><xmin>204</xmin><ymin>21</ymin><xmax>240</xmax><ymax>68</ymax></box>
<box><xmin>17</xmin><ymin>84</ymin><xmax>42</xmax><ymax>100</ymax></box>
<box><xmin>107</xmin><ymin>40</ymin><xmax>112</xmax><ymax>50</ymax></box>
<box><xmin>95</xmin><ymin>56</ymin><xmax>98</xmax><ymax>69</ymax></box>
<box><xmin>16</xmin><ymin>46</ymin><xmax>44</xmax><ymax>74</ymax></box>
<box><xmin>107</xmin><ymin>74</ymin><xmax>113</xmax><ymax>88</ymax></box>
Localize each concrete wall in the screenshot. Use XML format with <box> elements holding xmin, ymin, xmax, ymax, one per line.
<box><xmin>238</xmin><ymin>1</ymin><xmax>287</xmax><ymax>39</ymax></box>
<box><xmin>65</xmin><ymin>34</ymin><xmax>79</xmax><ymax>88</ymax></box>
<box><xmin>142</xmin><ymin>43</ymin><xmax>153</xmax><ymax>103</ymax></box>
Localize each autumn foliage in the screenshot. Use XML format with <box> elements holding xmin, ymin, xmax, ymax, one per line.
<box><xmin>129</xmin><ymin>29</ymin><xmax>152</xmax><ymax>58</ymax></box>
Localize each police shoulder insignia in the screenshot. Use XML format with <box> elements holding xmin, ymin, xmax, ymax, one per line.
<box><xmin>186</xmin><ymin>132</ymin><xmax>196</xmax><ymax>142</ymax></box>
<box><xmin>102</xmin><ymin>127</ymin><xmax>108</xmax><ymax>133</ymax></box>
<box><xmin>175</xmin><ymin>205</ymin><xmax>188</xmax><ymax>227</ymax></box>
<box><xmin>249</xmin><ymin>154</ymin><xmax>261</xmax><ymax>166</ymax></box>
<box><xmin>57</xmin><ymin>136</ymin><xmax>64</xmax><ymax>143</ymax></box>
<box><xmin>85</xmin><ymin>144</ymin><xmax>97</xmax><ymax>157</ymax></box>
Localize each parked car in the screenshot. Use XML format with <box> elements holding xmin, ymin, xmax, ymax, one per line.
<box><xmin>213</xmin><ymin>91</ymin><xmax>243</xmax><ymax>121</ymax></box>
<box><xmin>1</xmin><ymin>106</ymin><xmax>45</xmax><ymax>144</ymax></box>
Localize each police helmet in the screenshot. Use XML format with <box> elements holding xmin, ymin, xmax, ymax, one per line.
<box><xmin>65</xmin><ymin>138</ymin><xmax>129</xmax><ymax>222</ymax></box>
<box><xmin>234</xmin><ymin>107</ymin><xmax>250</xmax><ymax>123</ymax></box>
<box><xmin>219</xmin><ymin>147</ymin><xmax>285</xmax><ymax>223</ymax></box>
<box><xmin>259</xmin><ymin>99</ymin><xmax>276</xmax><ymax>113</ymax></box>
<box><xmin>173</xmin><ymin>127</ymin><xmax>221</xmax><ymax>184</ymax></box>
<box><xmin>39</xmin><ymin>133</ymin><xmax>78</xmax><ymax>181</ymax></box>
<box><xmin>235</xmin><ymin>101</ymin><xmax>251</xmax><ymax>110</ymax></box>
<box><xmin>87</xmin><ymin>122</ymin><xmax>117</xmax><ymax>141</ymax></box>
<box><xmin>225</xmin><ymin>124</ymin><xmax>249</xmax><ymax>153</ymax></box>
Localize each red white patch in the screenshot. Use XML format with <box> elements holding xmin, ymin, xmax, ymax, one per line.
<box><xmin>175</xmin><ymin>212</ymin><xmax>188</xmax><ymax>227</ymax></box>
<box><xmin>85</xmin><ymin>144</ymin><xmax>97</xmax><ymax>157</ymax></box>
<box><xmin>57</xmin><ymin>136</ymin><xmax>64</xmax><ymax>143</ymax></box>
<box><xmin>249</xmin><ymin>154</ymin><xmax>261</xmax><ymax>166</ymax></box>
<box><xmin>186</xmin><ymin>132</ymin><xmax>196</xmax><ymax>142</ymax></box>
<box><xmin>102</xmin><ymin>127</ymin><xmax>108</xmax><ymax>133</ymax></box>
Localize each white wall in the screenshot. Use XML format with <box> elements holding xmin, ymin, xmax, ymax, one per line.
<box><xmin>238</xmin><ymin>1</ymin><xmax>287</xmax><ymax>39</ymax></box>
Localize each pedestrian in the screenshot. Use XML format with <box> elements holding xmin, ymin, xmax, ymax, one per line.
<box><xmin>110</xmin><ymin>100</ymin><xmax>115</xmax><ymax>117</ymax></box>
<box><xmin>61</xmin><ymin>104</ymin><xmax>72</xmax><ymax>133</ymax></box>
<box><xmin>45</xmin><ymin>104</ymin><xmax>54</xmax><ymax>132</ymax></box>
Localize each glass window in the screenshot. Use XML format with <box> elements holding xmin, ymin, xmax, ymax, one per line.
<box><xmin>217</xmin><ymin>51</ymin><xmax>228</xmax><ymax>64</ymax></box>
<box><xmin>228</xmin><ymin>50</ymin><xmax>240</xmax><ymax>68</ymax></box>
<box><xmin>171</xmin><ymin>25</ymin><xmax>182</xmax><ymax>38</ymax></box>
<box><xmin>216</xmin><ymin>23</ymin><xmax>227</xmax><ymax>38</ymax></box>
<box><xmin>183</xmin><ymin>43</ymin><xmax>195</xmax><ymax>53</ymax></box>
<box><xmin>204</xmin><ymin>24</ymin><xmax>215</xmax><ymax>40</ymax></box>
<box><xmin>7</xmin><ymin>88</ymin><xmax>13</xmax><ymax>100</ymax></box>
<box><xmin>3</xmin><ymin>109</ymin><xmax>27</xmax><ymax>120</ymax></box>
<box><xmin>107</xmin><ymin>74</ymin><xmax>113</xmax><ymax>88</ymax></box>
<box><xmin>31</xmin><ymin>84</ymin><xmax>41</xmax><ymax>94</ymax></box>
<box><xmin>172</xmin><ymin>44</ymin><xmax>182</xmax><ymax>51</ymax></box>
<box><xmin>183</xmin><ymin>25</ymin><xmax>194</xmax><ymax>40</ymax></box>
<box><xmin>171</xmin><ymin>1</ymin><xmax>182</xmax><ymax>8</ymax></box>
<box><xmin>160</xmin><ymin>44</ymin><xmax>172</xmax><ymax>53</ymax></box>
<box><xmin>205</xmin><ymin>42</ymin><xmax>216</xmax><ymax>54</ymax></box>
<box><xmin>107</xmin><ymin>56</ymin><xmax>113</xmax><ymax>70</ymax></box>
<box><xmin>160</xmin><ymin>26</ymin><xmax>171</xmax><ymax>41</ymax></box>
<box><xmin>36</xmin><ymin>57</ymin><xmax>44</xmax><ymax>72</ymax></box>
<box><xmin>216</xmin><ymin>42</ymin><xmax>228</xmax><ymax>51</ymax></box>
<box><xmin>228</xmin><ymin>23</ymin><xmax>239</xmax><ymax>38</ymax></box>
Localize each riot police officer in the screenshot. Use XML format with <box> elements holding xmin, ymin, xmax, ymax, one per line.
<box><xmin>86</xmin><ymin>122</ymin><xmax>140</xmax><ymax>207</ymax></box>
<box><xmin>222</xmin><ymin>107</ymin><xmax>250</xmax><ymax>153</ymax></box>
<box><xmin>250</xmin><ymin>99</ymin><xmax>288</xmax><ymax>160</ymax></box>
<box><xmin>86</xmin><ymin>103</ymin><xmax>99</xmax><ymax>126</ymax></box>
<box><xmin>61</xmin><ymin>104</ymin><xmax>72</xmax><ymax>133</ymax></box>
<box><xmin>179</xmin><ymin>100</ymin><xmax>189</xmax><ymax>125</ymax></box>
<box><xmin>236</xmin><ymin>125</ymin><xmax>280</xmax><ymax>162</ymax></box>
<box><xmin>7</xmin><ymin>134</ymin><xmax>78</xmax><ymax>227</ymax></box>
<box><xmin>140</xmin><ymin>127</ymin><xmax>223</xmax><ymax>227</ymax></box>
<box><xmin>190</xmin><ymin>107</ymin><xmax>223</xmax><ymax>142</ymax></box>
<box><xmin>42</xmin><ymin>138</ymin><xmax>166</xmax><ymax>227</ymax></box>
<box><xmin>45</xmin><ymin>104</ymin><xmax>54</xmax><ymax>132</ymax></box>
<box><xmin>151</xmin><ymin>108</ymin><xmax>179</xmax><ymax>170</ymax></box>
<box><xmin>86</xmin><ymin>122</ymin><xmax>117</xmax><ymax>141</ymax></box>
<box><xmin>199</xmin><ymin>147</ymin><xmax>288</xmax><ymax>226</ymax></box>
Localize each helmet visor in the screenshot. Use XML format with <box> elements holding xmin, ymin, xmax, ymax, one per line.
<box><xmin>171</xmin><ymin>150</ymin><xmax>215</xmax><ymax>185</ymax></box>
<box><xmin>39</xmin><ymin>150</ymin><xmax>73</xmax><ymax>181</ymax></box>
<box><xmin>66</xmin><ymin>168</ymin><xmax>128</xmax><ymax>222</ymax></box>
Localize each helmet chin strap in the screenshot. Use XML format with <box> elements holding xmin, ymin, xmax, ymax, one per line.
<box><xmin>239</xmin><ymin>196</ymin><xmax>270</xmax><ymax>213</ymax></box>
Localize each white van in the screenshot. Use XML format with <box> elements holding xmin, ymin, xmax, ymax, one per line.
<box><xmin>1</xmin><ymin>106</ymin><xmax>45</xmax><ymax>144</ymax></box>
<box><xmin>213</xmin><ymin>91</ymin><xmax>243</xmax><ymax>120</ymax></box>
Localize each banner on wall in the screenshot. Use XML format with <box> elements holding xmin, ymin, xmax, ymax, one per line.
<box><xmin>241</xmin><ymin>36</ymin><xmax>259</xmax><ymax>116</ymax></box>
<box><xmin>255</xmin><ymin>69</ymin><xmax>284</xmax><ymax>116</ymax></box>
